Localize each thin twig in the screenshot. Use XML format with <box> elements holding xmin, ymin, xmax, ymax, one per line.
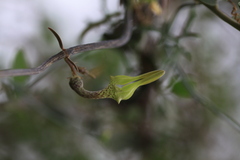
<box><xmin>0</xmin><ymin>7</ymin><xmax>133</xmax><ymax>77</ymax></box>
<box><xmin>200</xmin><ymin>0</ymin><xmax>240</xmax><ymax>31</ymax></box>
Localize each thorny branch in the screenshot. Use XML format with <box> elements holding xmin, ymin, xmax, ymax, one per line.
<box><xmin>0</xmin><ymin>7</ymin><xmax>133</xmax><ymax>77</ymax></box>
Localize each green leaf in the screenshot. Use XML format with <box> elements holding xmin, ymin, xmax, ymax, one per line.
<box><xmin>198</xmin><ymin>0</ymin><xmax>217</xmax><ymax>6</ymax></box>
<box><xmin>12</xmin><ymin>50</ymin><xmax>29</xmax><ymax>84</ymax></box>
<box><xmin>171</xmin><ymin>80</ymin><xmax>192</xmax><ymax>98</ymax></box>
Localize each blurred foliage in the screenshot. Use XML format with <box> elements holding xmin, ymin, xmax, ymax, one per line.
<box><xmin>198</xmin><ymin>0</ymin><xmax>217</xmax><ymax>6</ymax></box>
<box><xmin>12</xmin><ymin>50</ymin><xmax>29</xmax><ymax>84</ymax></box>
<box><xmin>0</xmin><ymin>0</ymin><xmax>240</xmax><ymax>160</ymax></box>
<box><xmin>171</xmin><ymin>79</ymin><xmax>193</xmax><ymax>98</ymax></box>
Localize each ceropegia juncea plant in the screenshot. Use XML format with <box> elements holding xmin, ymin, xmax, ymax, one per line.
<box><xmin>48</xmin><ymin>27</ymin><xmax>165</xmax><ymax>103</ymax></box>
<box><xmin>69</xmin><ymin>70</ymin><xmax>165</xmax><ymax>103</ymax></box>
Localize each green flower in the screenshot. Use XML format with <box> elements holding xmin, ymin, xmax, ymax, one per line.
<box><xmin>100</xmin><ymin>70</ymin><xmax>165</xmax><ymax>103</ymax></box>
<box><xmin>69</xmin><ymin>70</ymin><xmax>165</xmax><ymax>104</ymax></box>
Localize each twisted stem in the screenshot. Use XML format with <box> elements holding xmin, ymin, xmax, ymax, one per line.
<box><xmin>0</xmin><ymin>7</ymin><xmax>133</xmax><ymax>77</ymax></box>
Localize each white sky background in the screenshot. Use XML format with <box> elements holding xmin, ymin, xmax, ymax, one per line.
<box><xmin>0</xmin><ymin>0</ymin><xmax>120</xmax><ymax>68</ymax></box>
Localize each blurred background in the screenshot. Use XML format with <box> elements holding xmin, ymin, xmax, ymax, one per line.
<box><xmin>1</xmin><ymin>0</ymin><xmax>240</xmax><ymax>159</ymax></box>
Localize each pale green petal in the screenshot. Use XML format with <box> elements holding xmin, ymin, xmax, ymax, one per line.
<box><xmin>111</xmin><ymin>70</ymin><xmax>165</xmax><ymax>85</ymax></box>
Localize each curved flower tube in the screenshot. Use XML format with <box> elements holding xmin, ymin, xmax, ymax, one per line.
<box><xmin>69</xmin><ymin>70</ymin><xmax>165</xmax><ymax>103</ymax></box>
